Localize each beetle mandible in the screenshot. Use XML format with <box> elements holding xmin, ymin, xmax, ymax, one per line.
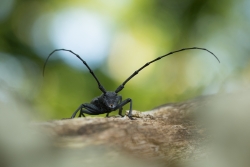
<box><xmin>43</xmin><ymin>47</ymin><xmax>220</xmax><ymax>120</ymax></box>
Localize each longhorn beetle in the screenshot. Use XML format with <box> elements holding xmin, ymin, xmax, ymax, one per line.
<box><xmin>43</xmin><ymin>47</ymin><xmax>220</xmax><ymax>120</ymax></box>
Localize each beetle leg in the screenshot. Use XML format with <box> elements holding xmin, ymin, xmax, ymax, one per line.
<box><xmin>118</xmin><ymin>96</ymin><xmax>124</xmax><ymax>117</ymax></box>
<box><xmin>106</xmin><ymin>112</ymin><xmax>110</xmax><ymax>117</ymax></box>
<box><xmin>71</xmin><ymin>104</ymin><xmax>82</xmax><ymax>118</ymax></box>
<box><xmin>71</xmin><ymin>103</ymin><xmax>100</xmax><ymax>118</ymax></box>
<box><xmin>78</xmin><ymin>108</ymin><xmax>86</xmax><ymax>117</ymax></box>
<box><xmin>115</xmin><ymin>98</ymin><xmax>134</xmax><ymax>120</ymax></box>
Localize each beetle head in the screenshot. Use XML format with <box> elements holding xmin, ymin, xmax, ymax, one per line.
<box><xmin>103</xmin><ymin>92</ymin><xmax>120</xmax><ymax>109</ymax></box>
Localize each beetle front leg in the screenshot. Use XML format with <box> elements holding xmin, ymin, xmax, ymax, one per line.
<box><xmin>115</xmin><ymin>98</ymin><xmax>134</xmax><ymax>120</ymax></box>
<box><xmin>118</xmin><ymin>96</ymin><xmax>124</xmax><ymax>117</ymax></box>
<box><xmin>127</xmin><ymin>99</ymin><xmax>134</xmax><ymax>120</ymax></box>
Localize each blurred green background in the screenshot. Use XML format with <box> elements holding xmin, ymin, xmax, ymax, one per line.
<box><xmin>0</xmin><ymin>0</ymin><xmax>250</xmax><ymax>120</ymax></box>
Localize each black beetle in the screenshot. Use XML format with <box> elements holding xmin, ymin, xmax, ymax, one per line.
<box><xmin>43</xmin><ymin>47</ymin><xmax>220</xmax><ymax>120</ymax></box>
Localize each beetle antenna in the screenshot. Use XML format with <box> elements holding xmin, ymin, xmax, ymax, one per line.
<box><xmin>115</xmin><ymin>47</ymin><xmax>220</xmax><ymax>93</ymax></box>
<box><xmin>43</xmin><ymin>49</ymin><xmax>107</xmax><ymax>93</ymax></box>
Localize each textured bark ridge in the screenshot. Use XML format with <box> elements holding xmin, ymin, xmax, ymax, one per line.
<box><xmin>37</xmin><ymin>96</ymin><xmax>214</xmax><ymax>164</ymax></box>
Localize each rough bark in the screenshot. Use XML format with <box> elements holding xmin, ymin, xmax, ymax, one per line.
<box><xmin>35</xmin><ymin>95</ymin><xmax>215</xmax><ymax>165</ymax></box>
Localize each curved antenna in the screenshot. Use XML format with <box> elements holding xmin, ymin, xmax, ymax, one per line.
<box><xmin>43</xmin><ymin>49</ymin><xmax>107</xmax><ymax>93</ymax></box>
<box><xmin>115</xmin><ymin>47</ymin><xmax>220</xmax><ymax>93</ymax></box>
